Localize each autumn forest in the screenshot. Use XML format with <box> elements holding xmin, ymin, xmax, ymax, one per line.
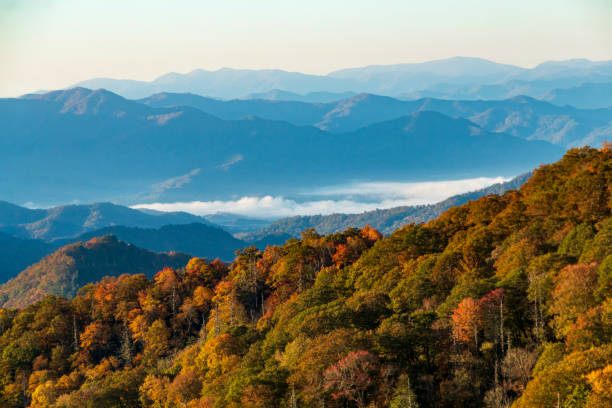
<box><xmin>0</xmin><ymin>147</ymin><xmax>609</xmax><ymax>408</ymax></box>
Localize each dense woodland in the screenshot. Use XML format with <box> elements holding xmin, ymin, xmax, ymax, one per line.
<box><xmin>0</xmin><ymin>147</ymin><xmax>609</xmax><ymax>408</ymax></box>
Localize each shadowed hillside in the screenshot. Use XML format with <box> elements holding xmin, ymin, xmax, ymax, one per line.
<box><xmin>71</xmin><ymin>224</ymin><xmax>245</xmax><ymax>261</ymax></box>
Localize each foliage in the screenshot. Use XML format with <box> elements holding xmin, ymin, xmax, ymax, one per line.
<box><xmin>0</xmin><ymin>147</ymin><xmax>609</xmax><ymax>407</ymax></box>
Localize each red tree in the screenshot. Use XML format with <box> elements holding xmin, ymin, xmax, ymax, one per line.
<box><xmin>324</xmin><ymin>350</ymin><xmax>379</xmax><ymax>408</ymax></box>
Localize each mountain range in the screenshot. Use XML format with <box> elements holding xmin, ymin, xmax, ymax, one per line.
<box><xmin>543</xmin><ymin>82</ymin><xmax>612</xmax><ymax>109</ymax></box>
<box><xmin>73</xmin><ymin>57</ymin><xmax>612</xmax><ymax>106</ymax></box>
<box><xmin>0</xmin><ymin>200</ymin><xmax>210</xmax><ymax>240</ymax></box>
<box><xmin>0</xmin><ymin>200</ymin><xmax>292</xmax><ymax>283</ymax></box>
<box><xmin>141</xmin><ymin>92</ymin><xmax>612</xmax><ymax>148</ymax></box>
<box><xmin>245</xmin><ymin>89</ymin><xmax>357</xmax><ymax>103</ymax></box>
<box><xmin>0</xmin><ymin>87</ymin><xmax>563</xmax><ymax>205</ymax></box>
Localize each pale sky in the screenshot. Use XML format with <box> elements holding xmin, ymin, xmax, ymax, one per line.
<box><xmin>1</xmin><ymin>0</ymin><xmax>611</xmax><ymax>97</ymax></box>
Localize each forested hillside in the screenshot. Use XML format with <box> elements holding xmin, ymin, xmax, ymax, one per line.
<box><xmin>0</xmin><ymin>235</ymin><xmax>190</xmax><ymax>308</ymax></box>
<box><xmin>0</xmin><ymin>147</ymin><xmax>609</xmax><ymax>408</ymax></box>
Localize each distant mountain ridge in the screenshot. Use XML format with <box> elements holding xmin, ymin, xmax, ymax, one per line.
<box><xmin>0</xmin><ymin>217</ymin><xmax>285</xmax><ymax>286</ymax></box>
<box><xmin>0</xmin><ymin>201</ymin><xmax>245</xmax><ymax>283</ymax></box>
<box><xmin>73</xmin><ymin>57</ymin><xmax>612</xmax><ymax>103</ymax></box>
<box><xmin>140</xmin><ymin>92</ymin><xmax>612</xmax><ymax>148</ymax></box>
<box><xmin>0</xmin><ymin>201</ymin><xmax>211</xmax><ymax>240</ymax></box>
<box><xmin>69</xmin><ymin>223</ymin><xmax>245</xmax><ymax>261</ymax></box>
<box><xmin>243</xmin><ymin>172</ymin><xmax>532</xmax><ymax>239</ymax></box>
<box><xmin>0</xmin><ymin>88</ymin><xmax>562</xmax><ymax>205</ymax></box>
<box><xmin>244</xmin><ymin>89</ymin><xmax>356</xmax><ymax>103</ymax></box>
<box><xmin>544</xmin><ymin>82</ymin><xmax>612</xmax><ymax>109</ymax></box>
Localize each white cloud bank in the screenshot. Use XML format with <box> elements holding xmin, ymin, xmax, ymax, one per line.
<box><xmin>132</xmin><ymin>177</ymin><xmax>509</xmax><ymax>219</ymax></box>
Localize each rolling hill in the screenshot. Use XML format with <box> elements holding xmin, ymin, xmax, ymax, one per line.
<box><xmin>69</xmin><ymin>223</ymin><xmax>245</xmax><ymax>261</ymax></box>
<box><xmin>0</xmin><ymin>235</ymin><xmax>191</xmax><ymax>308</ymax></box>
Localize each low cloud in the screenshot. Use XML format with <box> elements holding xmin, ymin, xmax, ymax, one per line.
<box><xmin>132</xmin><ymin>176</ymin><xmax>509</xmax><ymax>219</ymax></box>
<box><xmin>311</xmin><ymin>177</ymin><xmax>509</xmax><ymax>203</ymax></box>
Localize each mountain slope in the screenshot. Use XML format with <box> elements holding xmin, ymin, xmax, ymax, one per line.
<box><xmin>0</xmin><ymin>88</ymin><xmax>563</xmax><ymax>204</ymax></box>
<box><xmin>245</xmin><ymin>89</ymin><xmax>356</xmax><ymax>103</ymax></box>
<box><xmin>0</xmin><ymin>201</ymin><xmax>211</xmax><ymax>240</ymax></box>
<box><xmin>0</xmin><ymin>232</ymin><xmax>55</xmax><ymax>283</ymax></box>
<box><xmin>545</xmin><ymin>82</ymin><xmax>612</xmax><ymax>109</ymax></box>
<box><xmin>244</xmin><ymin>172</ymin><xmax>532</xmax><ymax>239</ymax></box>
<box><xmin>0</xmin><ymin>201</ymin><xmax>46</xmax><ymax>225</ymax></box>
<box><xmin>70</xmin><ymin>224</ymin><xmax>245</xmax><ymax>261</ymax></box>
<box><xmin>0</xmin><ymin>147</ymin><xmax>608</xmax><ymax>407</ymax></box>
<box><xmin>138</xmin><ymin>92</ymin><xmax>328</xmax><ymax>126</ymax></box>
<box><xmin>0</xmin><ymin>235</ymin><xmax>191</xmax><ymax>308</ymax></box>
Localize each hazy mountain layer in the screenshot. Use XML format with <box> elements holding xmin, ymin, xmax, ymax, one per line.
<box><xmin>141</xmin><ymin>92</ymin><xmax>612</xmax><ymax>148</ymax></box>
<box><xmin>74</xmin><ymin>57</ymin><xmax>612</xmax><ymax>101</ymax></box>
<box><xmin>244</xmin><ymin>89</ymin><xmax>357</xmax><ymax>103</ymax></box>
<box><xmin>0</xmin><ymin>200</ymin><xmax>210</xmax><ymax>240</ymax></box>
<box><xmin>544</xmin><ymin>82</ymin><xmax>612</xmax><ymax>109</ymax></box>
<box><xmin>1</xmin><ymin>88</ymin><xmax>562</xmax><ymax>204</ymax></box>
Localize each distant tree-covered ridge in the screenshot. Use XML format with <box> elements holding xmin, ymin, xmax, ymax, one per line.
<box><xmin>0</xmin><ymin>235</ymin><xmax>190</xmax><ymax>308</ymax></box>
<box><xmin>0</xmin><ymin>146</ymin><xmax>609</xmax><ymax>407</ymax></box>
<box><xmin>244</xmin><ymin>172</ymin><xmax>532</xmax><ymax>239</ymax></box>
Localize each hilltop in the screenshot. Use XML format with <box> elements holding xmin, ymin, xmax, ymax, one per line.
<box><xmin>0</xmin><ymin>235</ymin><xmax>190</xmax><ymax>308</ymax></box>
